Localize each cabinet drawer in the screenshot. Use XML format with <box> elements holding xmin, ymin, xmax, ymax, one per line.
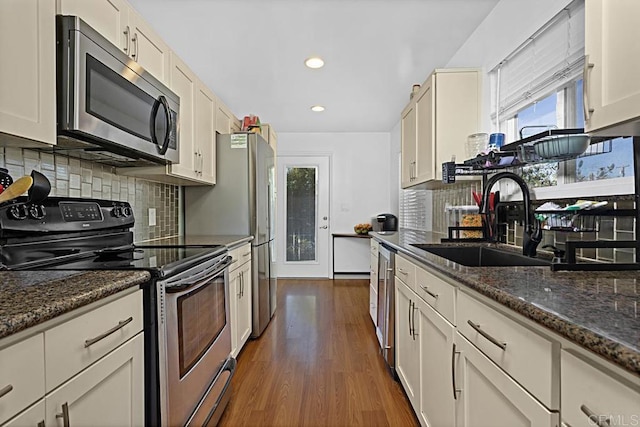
<box><xmin>415</xmin><ymin>266</ymin><xmax>455</xmax><ymax>325</ymax></box>
<box><xmin>229</xmin><ymin>243</ymin><xmax>252</xmax><ymax>272</ymax></box>
<box><xmin>561</xmin><ymin>351</ymin><xmax>640</xmax><ymax>427</ymax></box>
<box><xmin>44</xmin><ymin>290</ymin><xmax>143</xmax><ymax>392</ymax></box>
<box><xmin>0</xmin><ymin>334</ymin><xmax>45</xmax><ymax>425</ymax></box>
<box><xmin>395</xmin><ymin>255</ymin><xmax>416</xmax><ymax>291</ymax></box>
<box><xmin>457</xmin><ymin>291</ymin><xmax>557</xmax><ymax>409</ymax></box>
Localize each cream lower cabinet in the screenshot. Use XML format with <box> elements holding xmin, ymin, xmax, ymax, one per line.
<box><xmin>0</xmin><ymin>289</ymin><xmax>144</xmax><ymax>427</ymax></box>
<box><xmin>369</xmin><ymin>240</ymin><xmax>379</xmax><ymax>325</ymax></box>
<box><xmin>454</xmin><ymin>333</ymin><xmax>558</xmax><ymax>427</ymax></box>
<box><xmin>395</xmin><ymin>277</ymin><xmax>421</xmax><ymax>413</ymax></box>
<box><xmin>230</xmin><ymin>243</ymin><xmax>253</xmax><ymax>358</ymax></box>
<box><xmin>584</xmin><ymin>0</ymin><xmax>640</xmax><ymax>136</ymax></box>
<box><xmin>0</xmin><ymin>0</ymin><xmax>56</xmax><ymax>145</ymax></box>
<box><xmin>561</xmin><ymin>350</ymin><xmax>640</xmax><ymax>427</ymax></box>
<box><xmin>45</xmin><ymin>334</ymin><xmax>144</xmax><ymax>427</ymax></box>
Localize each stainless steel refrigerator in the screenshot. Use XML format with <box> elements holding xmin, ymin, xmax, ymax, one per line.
<box><xmin>185</xmin><ymin>132</ymin><xmax>277</xmax><ymax>338</ymax></box>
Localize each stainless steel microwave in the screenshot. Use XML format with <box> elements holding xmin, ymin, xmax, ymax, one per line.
<box><xmin>57</xmin><ymin>15</ymin><xmax>179</xmax><ymax>165</ymax></box>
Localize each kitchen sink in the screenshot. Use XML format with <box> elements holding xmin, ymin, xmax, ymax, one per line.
<box><xmin>411</xmin><ymin>244</ymin><xmax>550</xmax><ymax>267</ymax></box>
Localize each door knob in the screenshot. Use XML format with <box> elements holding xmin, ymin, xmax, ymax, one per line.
<box><xmin>319</xmin><ymin>225</ymin><xmax>328</xmax><ymax>229</ymax></box>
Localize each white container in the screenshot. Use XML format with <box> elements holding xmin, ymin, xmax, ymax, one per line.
<box><xmin>466</xmin><ymin>133</ymin><xmax>488</xmax><ymax>159</ymax></box>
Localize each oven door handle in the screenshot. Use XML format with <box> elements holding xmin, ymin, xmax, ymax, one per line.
<box><xmin>165</xmin><ymin>256</ymin><xmax>232</xmax><ymax>294</ymax></box>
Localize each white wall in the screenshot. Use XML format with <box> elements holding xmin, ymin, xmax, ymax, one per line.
<box><xmin>278</xmin><ymin>132</ymin><xmax>394</xmax><ymax>232</ymax></box>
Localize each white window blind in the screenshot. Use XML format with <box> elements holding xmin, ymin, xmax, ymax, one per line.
<box><xmin>492</xmin><ymin>0</ymin><xmax>585</xmax><ymax>125</ymax></box>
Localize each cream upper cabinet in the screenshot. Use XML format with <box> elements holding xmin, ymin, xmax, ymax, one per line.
<box><xmin>216</xmin><ymin>100</ymin><xmax>234</xmax><ymax>135</ymax></box>
<box><xmin>401</xmin><ymin>68</ymin><xmax>481</xmax><ymax>188</ymax></box>
<box><xmin>168</xmin><ymin>53</ymin><xmax>197</xmax><ymax>180</ymax></box>
<box><xmin>261</xmin><ymin>123</ymin><xmax>278</xmax><ymax>153</ymax></box>
<box><xmin>0</xmin><ymin>0</ymin><xmax>56</xmax><ymax>145</ymax></box>
<box><xmin>584</xmin><ymin>0</ymin><xmax>640</xmax><ymax>136</ymax></box>
<box><xmin>195</xmin><ymin>81</ymin><xmax>217</xmax><ymax>184</ymax></box>
<box><xmin>58</xmin><ymin>0</ymin><xmax>170</xmax><ymax>85</ymax></box>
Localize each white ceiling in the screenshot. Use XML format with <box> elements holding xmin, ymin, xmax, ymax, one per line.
<box><xmin>128</xmin><ymin>0</ymin><xmax>500</xmax><ymax>133</ymax></box>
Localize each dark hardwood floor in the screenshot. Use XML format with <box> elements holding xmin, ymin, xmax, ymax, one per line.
<box><xmin>218</xmin><ymin>278</ymin><xmax>418</xmax><ymax>427</ymax></box>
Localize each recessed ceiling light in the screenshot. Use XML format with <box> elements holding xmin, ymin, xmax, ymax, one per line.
<box><xmin>311</xmin><ymin>105</ymin><xmax>325</xmax><ymax>112</ymax></box>
<box><xmin>305</xmin><ymin>57</ymin><xmax>324</xmax><ymax>69</ymax></box>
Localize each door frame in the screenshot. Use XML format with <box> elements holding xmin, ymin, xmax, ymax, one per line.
<box><xmin>276</xmin><ymin>153</ymin><xmax>332</xmax><ymax>278</ymax></box>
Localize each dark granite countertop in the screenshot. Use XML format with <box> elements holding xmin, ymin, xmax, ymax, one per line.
<box><xmin>371</xmin><ymin>230</ymin><xmax>640</xmax><ymax>376</ymax></box>
<box><xmin>0</xmin><ymin>270</ymin><xmax>150</xmax><ymax>340</ymax></box>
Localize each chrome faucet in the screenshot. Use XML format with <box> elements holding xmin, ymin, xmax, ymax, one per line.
<box><xmin>480</xmin><ymin>172</ymin><xmax>542</xmax><ymax>257</ymax></box>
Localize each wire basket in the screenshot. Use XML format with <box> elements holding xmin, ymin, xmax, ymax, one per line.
<box><xmin>538</xmin><ymin>212</ymin><xmax>598</xmax><ymax>232</ymax></box>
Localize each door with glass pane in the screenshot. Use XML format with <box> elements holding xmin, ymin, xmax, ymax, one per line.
<box><xmin>277</xmin><ymin>156</ymin><xmax>330</xmax><ymax>277</ymax></box>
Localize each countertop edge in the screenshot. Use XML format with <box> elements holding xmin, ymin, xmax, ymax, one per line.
<box><xmin>0</xmin><ymin>270</ymin><xmax>150</xmax><ymax>340</ymax></box>
<box><xmin>371</xmin><ymin>232</ymin><xmax>640</xmax><ymax>377</ymax></box>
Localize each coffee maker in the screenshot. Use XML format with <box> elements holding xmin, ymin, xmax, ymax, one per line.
<box><xmin>371</xmin><ymin>213</ymin><xmax>398</xmax><ymax>232</ymax></box>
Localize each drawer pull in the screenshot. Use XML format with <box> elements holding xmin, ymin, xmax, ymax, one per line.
<box><xmin>56</xmin><ymin>402</ymin><xmax>70</xmax><ymax>427</ymax></box>
<box><xmin>37</xmin><ymin>421</ymin><xmax>45</xmax><ymax>427</ymax></box>
<box><xmin>419</xmin><ymin>285</ymin><xmax>439</xmax><ymax>299</ymax></box>
<box><xmin>580</xmin><ymin>404</ymin><xmax>611</xmax><ymax>427</ymax></box>
<box><xmin>0</xmin><ymin>384</ymin><xmax>13</xmax><ymax>399</ymax></box>
<box><xmin>467</xmin><ymin>320</ymin><xmax>507</xmax><ymax>350</ymax></box>
<box><xmin>397</xmin><ymin>268</ymin><xmax>408</xmax><ymax>275</ymax></box>
<box><xmin>84</xmin><ymin>317</ymin><xmax>134</xmax><ymax>348</ymax></box>
<box><xmin>243</xmin><ymin>252</ymin><xmax>252</xmax><ymax>257</ymax></box>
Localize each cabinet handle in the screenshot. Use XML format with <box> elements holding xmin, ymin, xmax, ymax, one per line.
<box><xmin>583</xmin><ymin>54</ymin><xmax>595</xmax><ymax>122</ymax></box>
<box><xmin>123</xmin><ymin>26</ymin><xmax>130</xmax><ymax>54</ymax></box>
<box><xmin>131</xmin><ymin>33</ymin><xmax>138</xmax><ymax>61</ymax></box>
<box><xmin>0</xmin><ymin>384</ymin><xmax>13</xmax><ymax>399</ymax></box>
<box><xmin>419</xmin><ymin>285</ymin><xmax>438</xmax><ymax>299</ymax></box>
<box><xmin>241</xmin><ymin>271</ymin><xmax>245</xmax><ymax>298</ymax></box>
<box><xmin>84</xmin><ymin>317</ymin><xmax>134</xmax><ymax>348</ymax></box>
<box><xmin>451</xmin><ymin>343</ymin><xmax>461</xmax><ymax>400</ymax></box>
<box><xmin>411</xmin><ymin>303</ymin><xmax>418</xmax><ymax>340</ymax></box>
<box><xmin>56</xmin><ymin>402</ymin><xmax>70</xmax><ymax>427</ymax></box>
<box><xmin>397</xmin><ymin>268</ymin><xmax>408</xmax><ymax>275</ymax></box>
<box><xmin>466</xmin><ymin>320</ymin><xmax>506</xmax><ymax>350</ymax></box>
<box><xmin>37</xmin><ymin>421</ymin><xmax>45</xmax><ymax>427</ymax></box>
<box><xmin>580</xmin><ymin>404</ymin><xmax>611</xmax><ymax>427</ymax></box>
<box><xmin>243</xmin><ymin>252</ymin><xmax>252</xmax><ymax>257</ymax></box>
<box><xmin>408</xmin><ymin>300</ymin><xmax>413</xmax><ymax>336</ymax></box>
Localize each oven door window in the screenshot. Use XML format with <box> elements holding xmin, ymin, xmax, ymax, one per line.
<box><xmin>85</xmin><ymin>54</ymin><xmax>160</xmax><ymax>142</ymax></box>
<box><xmin>176</xmin><ymin>274</ymin><xmax>227</xmax><ymax>377</ymax></box>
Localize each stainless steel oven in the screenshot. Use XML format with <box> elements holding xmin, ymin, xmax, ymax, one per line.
<box><xmin>158</xmin><ymin>253</ymin><xmax>234</xmax><ymax>427</ymax></box>
<box><xmin>377</xmin><ymin>244</ymin><xmax>395</xmax><ymax>375</ymax></box>
<box><xmin>57</xmin><ymin>15</ymin><xmax>179</xmax><ymax>165</ymax></box>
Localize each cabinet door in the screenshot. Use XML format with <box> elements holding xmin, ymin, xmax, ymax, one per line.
<box><xmin>236</xmin><ymin>261</ymin><xmax>253</xmax><ymax>352</ymax></box>
<box><xmin>45</xmin><ymin>333</ymin><xmax>144</xmax><ymax>427</ymax></box>
<box><xmin>369</xmin><ymin>283</ymin><xmax>377</xmax><ymax>326</ymax></box>
<box><xmin>395</xmin><ymin>280</ymin><xmax>420</xmax><ymax>412</ymax></box>
<box><xmin>168</xmin><ymin>53</ymin><xmax>197</xmax><ymax>180</ymax></box>
<box><xmin>584</xmin><ymin>0</ymin><xmax>640</xmax><ymax>134</ymax></box>
<box><xmin>229</xmin><ymin>269</ymin><xmax>240</xmax><ymax>357</ymax></box>
<box><xmin>417</xmin><ymin>298</ymin><xmax>455</xmax><ymax>427</ymax></box>
<box><xmin>195</xmin><ymin>81</ymin><xmax>217</xmax><ymax>184</ymax></box>
<box><xmin>401</xmin><ymin>104</ymin><xmax>417</xmax><ymax>188</ymax></box>
<box><xmin>58</xmin><ymin>0</ymin><xmax>129</xmax><ymax>52</ymax></box>
<box><xmin>3</xmin><ymin>400</ymin><xmax>45</xmax><ymax>427</ymax></box>
<box><xmin>454</xmin><ymin>333</ymin><xmax>558</xmax><ymax>427</ymax></box>
<box><xmin>0</xmin><ymin>0</ymin><xmax>56</xmax><ymax>144</ymax></box>
<box><xmin>415</xmin><ymin>78</ymin><xmax>434</xmax><ymax>183</ymax></box>
<box><xmin>561</xmin><ymin>350</ymin><xmax>640</xmax><ymax>427</ymax></box>
<box><xmin>127</xmin><ymin>7</ymin><xmax>170</xmax><ymax>85</ymax></box>
<box><xmin>216</xmin><ymin>101</ymin><xmax>233</xmax><ymax>135</ymax></box>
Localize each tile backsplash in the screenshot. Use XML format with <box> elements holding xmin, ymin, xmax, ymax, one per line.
<box><xmin>0</xmin><ymin>147</ymin><xmax>179</xmax><ymax>243</ymax></box>
<box><xmin>404</xmin><ymin>180</ymin><xmax>637</xmax><ymax>264</ymax></box>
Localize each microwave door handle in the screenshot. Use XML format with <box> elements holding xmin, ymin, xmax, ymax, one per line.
<box><xmin>150</xmin><ymin>95</ymin><xmax>172</xmax><ymax>155</ymax></box>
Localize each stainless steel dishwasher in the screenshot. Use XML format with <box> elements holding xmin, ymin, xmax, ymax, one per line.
<box><xmin>376</xmin><ymin>244</ymin><xmax>396</xmax><ymax>376</ymax></box>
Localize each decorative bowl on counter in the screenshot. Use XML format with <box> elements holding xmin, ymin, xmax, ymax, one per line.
<box><xmin>354</xmin><ymin>223</ymin><xmax>372</xmax><ymax>235</ymax></box>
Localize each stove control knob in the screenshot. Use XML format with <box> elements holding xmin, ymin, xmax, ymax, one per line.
<box><xmin>8</xmin><ymin>205</ymin><xmax>28</xmax><ymax>220</ymax></box>
<box><xmin>111</xmin><ymin>207</ymin><xmax>123</xmax><ymax>218</ymax></box>
<box><xmin>29</xmin><ymin>204</ymin><xmax>46</xmax><ymax>220</ymax></box>
<box><xmin>122</xmin><ymin>206</ymin><xmax>132</xmax><ymax>217</ymax></box>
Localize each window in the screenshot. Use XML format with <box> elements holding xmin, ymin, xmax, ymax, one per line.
<box><xmin>491</xmin><ymin>0</ymin><xmax>635</xmax><ymax>198</ymax></box>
